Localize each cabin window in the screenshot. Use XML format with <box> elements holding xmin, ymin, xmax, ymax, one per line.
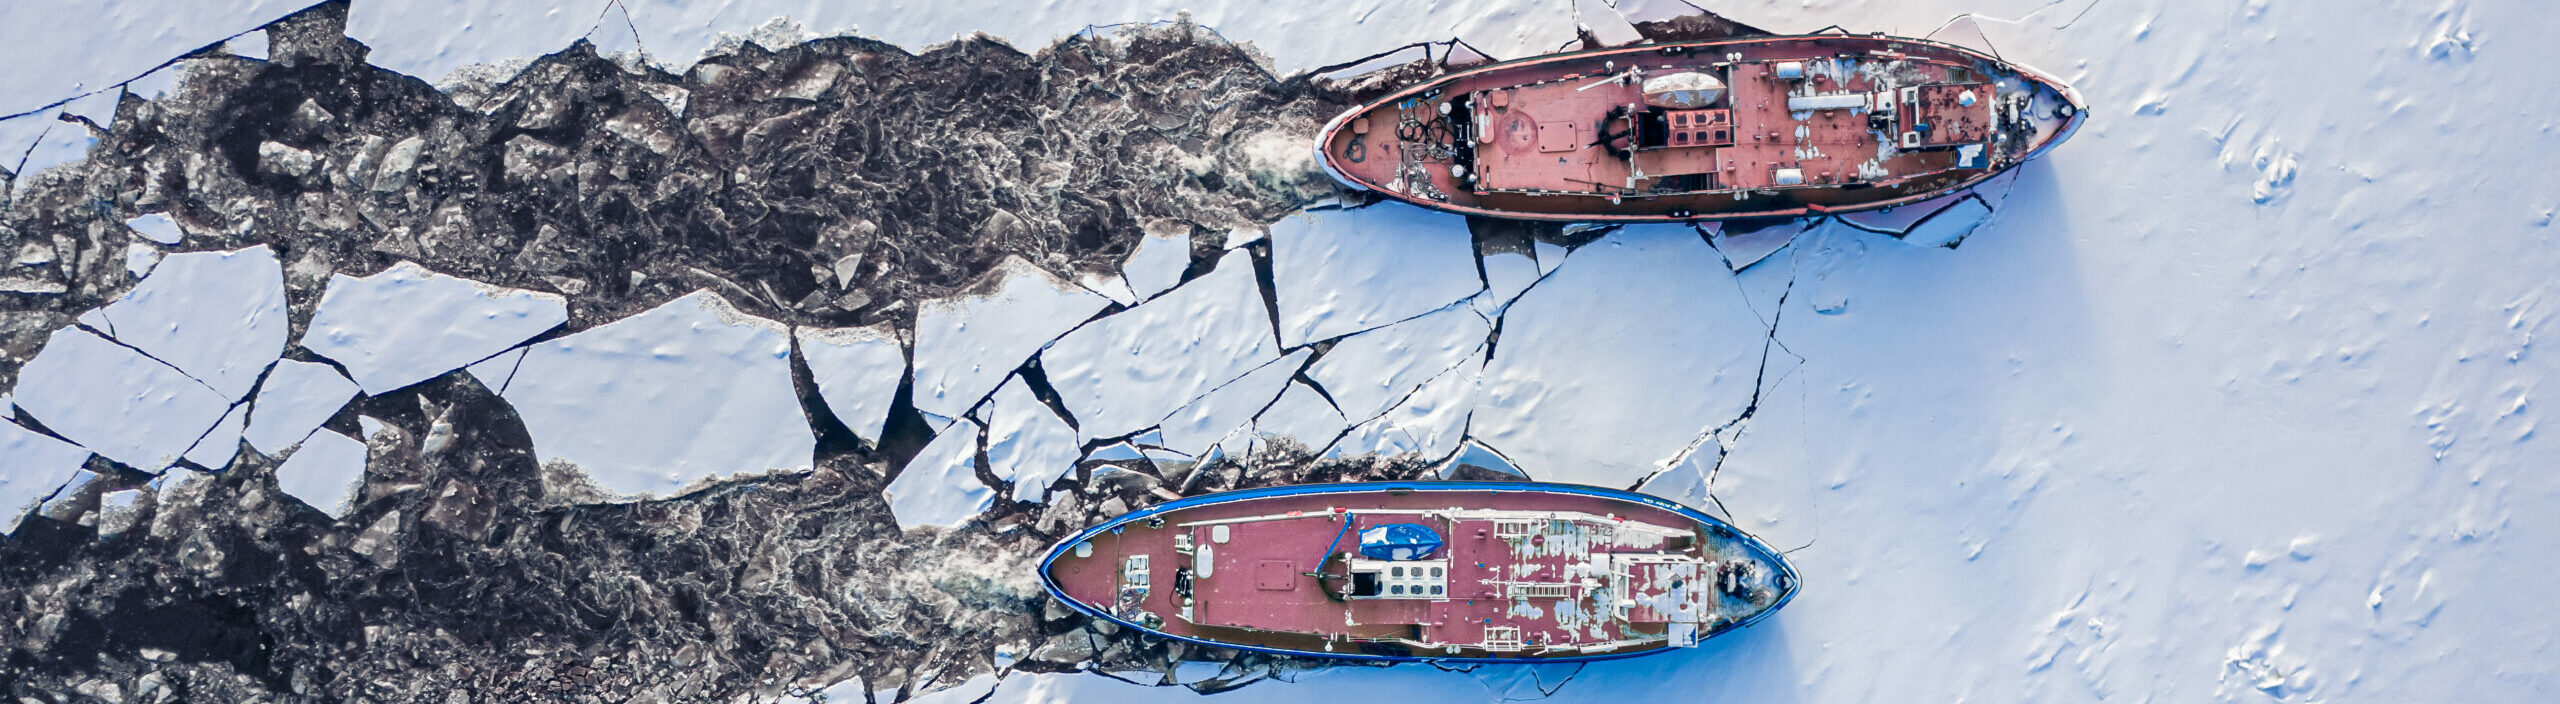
<box><xmin>1391</xmin><ymin>584</ymin><xmax>1405</xmax><ymax>595</ymax></box>
<box><xmin>1431</xmin><ymin>586</ymin><xmax>1444</xmax><ymax>595</ymax></box>
<box><xmin>1675</xmin><ymin>133</ymin><xmax>1690</xmax><ymax>145</ymax></box>
<box><xmin>1392</xmin><ymin>566</ymin><xmax>1405</xmax><ymax>577</ymax></box>
<box><xmin>1431</xmin><ymin>567</ymin><xmax>1444</xmax><ymax>577</ymax></box>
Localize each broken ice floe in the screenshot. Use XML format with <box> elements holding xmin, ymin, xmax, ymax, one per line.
<box><xmin>1338</xmin><ymin>347</ymin><xmax>1482</xmax><ymax>460</ymax></box>
<box><xmin>1</xmin><ymin>418</ymin><xmax>93</xmax><ymax>532</ymax></box>
<box><xmin>500</xmin><ymin>291</ymin><xmax>810</xmax><ymax>497</ymax></box>
<box><xmin>910</xmin><ymin>257</ymin><xmax>1110</xmax><ymax>420</ymax></box>
<box><xmin>241</xmin><ymin>360</ymin><xmax>361</xmax><ymax>456</ymax></box>
<box><xmin>11</xmin><ymin>326</ymin><xmax>234</xmax><ymax>471</ymax></box>
<box><xmin>1120</xmin><ymin>222</ymin><xmax>1193</xmax><ymax>301</ymax></box>
<box><xmin>123</xmin><ymin>241</ymin><xmax>163</xmax><ymax>279</ymax></box>
<box><xmin>796</xmin><ymin>325</ymin><xmax>907</xmax><ymax>445</ymax></box>
<box><xmin>1481</xmin><ymin>245</ymin><xmax>1542</xmax><ymax>309</ymax></box>
<box><xmin>462</xmin><ymin>347</ymin><xmax>528</xmax><ymax>394</ymax></box>
<box><xmin>1438</xmin><ymin>440</ymin><xmax>1527</xmax><ymax>479</ymax></box>
<box><xmin>301</xmin><ymin>261</ymin><xmax>570</xmax><ymax>394</ymax></box>
<box><xmin>982</xmin><ymin>377</ymin><xmax>1081</xmax><ymax>503</ymax></box>
<box><xmin>1710</xmin><ymin>220</ymin><xmax>1803</xmax><ymax>272</ymax></box>
<box><xmin>1270</xmin><ymin>206</ymin><xmax>1482</xmax><ymax>347</ymax></box>
<box><xmin>1043</xmin><ymin>250</ymin><xmax>1281</xmax><ymax>442</ymax></box>
<box><xmin>1305</xmin><ymin>304</ymin><xmax>1491</xmax><ymax>422</ymax></box>
<box><xmin>1253</xmin><ymin>381</ymin><xmax>1350</xmax><ymax>453</ymax></box>
<box><xmin>1157</xmin><ymin>349</ymin><xmax>1313</xmax><ymax>457</ymax></box>
<box><xmin>1471</xmin><ymin>225</ymin><xmax>1769</xmax><ymax>486</ymax></box>
<box><xmin>125</xmin><ymin>213</ymin><xmax>183</xmax><ymax>245</ymax></box>
<box><xmin>77</xmin><ymin>244</ymin><xmax>286</xmax><ymax>400</ymax></box>
<box><xmin>274</xmin><ymin>428</ymin><xmax>367</xmax><ymax>519</ymax></box>
<box><xmin>180</xmin><ymin>404</ymin><xmax>246</xmax><ymax>470</ymax></box>
<box><xmin>884</xmin><ymin>418</ymin><xmax>992</xmax><ymax>531</ymax></box>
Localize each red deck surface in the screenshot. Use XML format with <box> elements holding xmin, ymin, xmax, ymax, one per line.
<box><xmin>1048</xmin><ymin>488</ymin><xmax>1748</xmax><ymax>658</ymax></box>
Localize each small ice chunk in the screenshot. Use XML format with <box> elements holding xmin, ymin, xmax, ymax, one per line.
<box><xmin>1043</xmin><ymin>250</ymin><xmax>1281</xmax><ymax>442</ymax></box>
<box><xmin>796</xmin><ymin>324</ymin><xmax>906</xmax><ymax>444</ymax></box>
<box><xmin>502</xmin><ymin>291</ymin><xmax>811</xmax><ymax>497</ymax></box>
<box><xmin>1157</xmin><ymin>349</ymin><xmax>1312</xmax><ymax>456</ymax></box>
<box><xmin>12</xmin><ymin>326</ymin><xmax>234</xmax><ymax>471</ymax></box>
<box><xmin>462</xmin><ymin>347</ymin><xmax>528</xmax><ymax>394</ymax></box>
<box><xmin>1636</xmin><ymin>445</ymin><xmax>1720</xmax><ymax>508</ymax></box>
<box><xmin>124</xmin><ymin>241</ymin><xmax>163</xmax><ymax>278</ymax></box>
<box><xmin>1086</xmin><ymin>442</ymin><xmax>1146</xmax><ymax>461</ymax></box>
<box><xmin>1</xmin><ymin>418</ymin><xmax>94</xmax><ymax>532</ymax></box>
<box><xmin>911</xmin><ymin>257</ymin><xmax>1110</xmax><ymax>420</ymax></box>
<box><xmin>242</xmin><ymin>360</ymin><xmax>360</xmax><ymax>455</ymax></box>
<box><xmin>1482</xmin><ymin>248</ymin><xmax>1541</xmax><ymax>308</ymax></box>
<box><xmin>1306</xmin><ymin>305</ymin><xmax>1491</xmax><ymax>421</ymax></box>
<box><xmin>302</xmin><ymin>261</ymin><xmax>570</xmax><ymax>394</ymax></box>
<box><xmin>126</xmin><ymin>213</ymin><xmax>184</xmax><ymax>244</ymax></box>
<box><xmin>1534</xmin><ymin>240</ymin><xmax>1569</xmax><ymax>275</ymax></box>
<box><xmin>1710</xmin><ymin>220</ymin><xmax>1803</xmax><ymax>271</ymax></box>
<box><xmin>83</xmin><ymin>244</ymin><xmax>287</xmax><ymax>400</ymax></box>
<box><xmin>884</xmin><ymin>418</ymin><xmax>992</xmax><ymax>531</ymax></box>
<box><xmin>1270</xmin><ymin>205</ymin><xmax>1482</xmax><ymax>347</ymax></box>
<box><xmin>1438</xmin><ymin>440</ymin><xmax>1527</xmax><ymax>478</ymax></box>
<box><xmin>358</xmin><ymin>415</ymin><xmax>389</xmax><ymax>441</ymax></box>
<box><xmin>1899</xmin><ymin>196</ymin><xmax>1995</xmax><ymax>248</ymax></box>
<box><xmin>1839</xmin><ymin>192</ymin><xmax>1966</xmax><ymax>236</ymax></box>
<box><xmin>1254</xmin><ymin>381</ymin><xmax>1349</xmax><ymax>451</ymax></box>
<box><xmin>983</xmin><ymin>377</ymin><xmax>1082</xmax><ymax>503</ymax></box>
<box><xmin>274</xmin><ymin>429</ymin><xmax>367</xmax><ymax>519</ymax></box>
<box><xmin>1120</xmin><ymin>223</ymin><xmax>1192</xmax><ymax>300</ymax></box>
<box><xmin>1222</xmin><ymin>226</ymin><xmax>1269</xmax><ymax>249</ymax></box>
<box><xmin>180</xmin><ymin>404</ymin><xmax>246</xmax><ymax>470</ymax></box>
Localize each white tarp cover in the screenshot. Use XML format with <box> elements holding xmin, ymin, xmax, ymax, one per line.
<box><xmin>1641</xmin><ymin>72</ymin><xmax>1725</xmax><ymax>109</ymax></box>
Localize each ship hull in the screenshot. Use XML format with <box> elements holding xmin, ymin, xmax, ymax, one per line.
<box><xmin>1038</xmin><ymin>481</ymin><xmax>1799</xmax><ymax>663</ymax></box>
<box><xmin>1315</xmin><ymin>34</ymin><xmax>2088</xmax><ymax>223</ymax></box>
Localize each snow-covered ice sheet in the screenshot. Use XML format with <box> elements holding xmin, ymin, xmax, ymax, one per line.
<box><xmin>982</xmin><ymin>377</ymin><xmax>1081</xmax><ymax>503</ymax></box>
<box><xmin>1253</xmin><ymin>380</ymin><xmax>1347</xmax><ymax>452</ymax></box>
<box><xmin>1042</xmin><ymin>250</ymin><xmax>1280</xmax><ymax>442</ymax></box>
<box><xmin>796</xmin><ymin>324</ymin><xmax>906</xmax><ymax>444</ymax></box>
<box><xmin>80</xmin><ymin>244</ymin><xmax>286</xmax><ymax>401</ymax></box>
<box><xmin>180</xmin><ymin>404</ymin><xmax>245</xmax><ymax>470</ymax></box>
<box><xmin>274</xmin><ymin>429</ymin><xmax>367</xmax><ymax>519</ymax></box>
<box><xmin>1470</xmin><ymin>225</ymin><xmax>1767</xmax><ymax>486</ymax></box>
<box><xmin>1304</xmin><ymin>304</ymin><xmax>1490</xmax><ymax>422</ymax></box>
<box><xmin>242</xmin><ymin>360</ymin><xmax>361</xmax><ymax>455</ymax></box>
<box><xmin>11</xmin><ymin>326</ymin><xmax>235</xmax><ymax>471</ymax></box>
<box><xmin>501</xmin><ymin>291</ymin><xmax>809</xmax><ymax>497</ymax></box>
<box><xmin>1119</xmin><ymin>223</ymin><xmax>1191</xmax><ymax>301</ymax></box>
<box><xmin>910</xmin><ymin>257</ymin><xmax>1109</xmax><ymax>419</ymax></box>
<box><xmin>125</xmin><ymin>214</ymin><xmax>183</xmax><ymax>245</ymax></box>
<box><xmin>463</xmin><ymin>347</ymin><xmax>527</xmax><ymax>394</ymax></box>
<box><xmin>0</xmin><ymin>418</ymin><xmax>92</xmax><ymax>532</ymax></box>
<box><xmin>1269</xmin><ymin>205</ymin><xmax>1483</xmax><ymax>347</ymax></box>
<box><xmin>884</xmin><ymin>418</ymin><xmax>992</xmax><ymax>531</ymax></box>
<box><xmin>1338</xmin><ymin>349</ymin><xmax>1481</xmax><ymax>460</ymax></box>
<box><xmin>1156</xmin><ymin>349</ymin><xmax>1311</xmax><ymax>456</ymax></box>
<box><xmin>301</xmin><ymin>261</ymin><xmax>569</xmax><ymax>394</ymax></box>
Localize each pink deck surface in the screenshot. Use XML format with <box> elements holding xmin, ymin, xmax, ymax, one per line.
<box><xmin>1049</xmin><ymin>488</ymin><xmax>1711</xmax><ymax>655</ymax></box>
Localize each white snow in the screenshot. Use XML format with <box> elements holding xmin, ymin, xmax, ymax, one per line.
<box><xmin>10</xmin><ymin>326</ymin><xmax>235</xmax><ymax>471</ymax></box>
<box><xmin>301</xmin><ymin>261</ymin><xmax>569</xmax><ymax>394</ymax></box>
<box><xmin>1118</xmin><ymin>223</ymin><xmax>1192</xmax><ymax>301</ymax></box>
<box><xmin>500</xmin><ymin>291</ymin><xmax>810</xmax><ymax>497</ymax></box>
<box><xmin>0</xmin><ymin>417</ymin><xmax>92</xmax><ymax>532</ymax></box>
<box><xmin>1253</xmin><ymin>380</ymin><xmax>1348</xmax><ymax>453</ymax></box>
<box><xmin>82</xmin><ymin>244</ymin><xmax>287</xmax><ymax>401</ymax></box>
<box><xmin>1470</xmin><ymin>225</ymin><xmax>1767</xmax><ymax>487</ymax></box>
<box><xmin>796</xmin><ymin>324</ymin><xmax>906</xmax><ymax>444</ymax></box>
<box><xmin>982</xmin><ymin>377</ymin><xmax>1082</xmax><ymax>503</ymax></box>
<box><xmin>884</xmin><ymin>418</ymin><xmax>992</xmax><ymax>531</ymax></box>
<box><xmin>1156</xmin><ymin>349</ymin><xmax>1311</xmax><ymax>456</ymax></box>
<box><xmin>910</xmin><ymin>256</ymin><xmax>1110</xmax><ymax>420</ymax></box>
<box><xmin>1337</xmin><ymin>348</ymin><xmax>1481</xmax><ymax>460</ymax></box>
<box><xmin>1481</xmin><ymin>246</ymin><xmax>1542</xmax><ymax>309</ymax></box>
<box><xmin>1304</xmin><ymin>304</ymin><xmax>1491</xmax><ymax>422</ymax></box>
<box><xmin>1042</xmin><ymin>250</ymin><xmax>1280</xmax><ymax>442</ymax></box>
<box><xmin>273</xmin><ymin>429</ymin><xmax>367</xmax><ymax>519</ymax></box>
<box><xmin>241</xmin><ymin>360</ymin><xmax>361</xmax><ymax>455</ymax></box>
<box><xmin>1897</xmin><ymin>196</ymin><xmax>1995</xmax><ymax>248</ymax></box>
<box><xmin>1269</xmin><ymin>205</ymin><xmax>1483</xmax><ymax>347</ymax></box>
<box><xmin>180</xmin><ymin>403</ymin><xmax>244</xmax><ymax>470</ymax></box>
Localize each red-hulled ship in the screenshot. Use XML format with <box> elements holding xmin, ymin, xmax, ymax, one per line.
<box><xmin>1039</xmin><ymin>482</ymin><xmax>1796</xmax><ymax>662</ymax></box>
<box><xmin>1315</xmin><ymin>32</ymin><xmax>2087</xmax><ymax>222</ymax></box>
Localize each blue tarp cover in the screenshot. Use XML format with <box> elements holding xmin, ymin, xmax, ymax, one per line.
<box><xmin>1357</xmin><ymin>523</ymin><xmax>1444</xmax><ymax>560</ymax></box>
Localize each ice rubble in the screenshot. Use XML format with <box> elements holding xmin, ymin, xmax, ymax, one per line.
<box><xmin>77</xmin><ymin>244</ymin><xmax>286</xmax><ymax>401</ymax></box>
<box><xmin>274</xmin><ymin>429</ymin><xmax>367</xmax><ymax>519</ymax></box>
<box><xmin>1269</xmin><ymin>206</ymin><xmax>1482</xmax><ymax>347</ymax></box>
<box><xmin>11</xmin><ymin>326</ymin><xmax>235</xmax><ymax>471</ymax></box>
<box><xmin>242</xmin><ymin>360</ymin><xmax>361</xmax><ymax>455</ymax></box>
<box><xmin>884</xmin><ymin>418</ymin><xmax>992</xmax><ymax>531</ymax></box>
<box><xmin>796</xmin><ymin>325</ymin><xmax>906</xmax><ymax>444</ymax></box>
<box><xmin>1157</xmin><ymin>349</ymin><xmax>1312</xmax><ymax>456</ymax></box>
<box><xmin>910</xmin><ymin>257</ymin><xmax>1110</xmax><ymax>420</ymax></box>
<box><xmin>1</xmin><ymin>418</ymin><xmax>92</xmax><ymax>532</ymax></box>
<box><xmin>1042</xmin><ymin>250</ymin><xmax>1280</xmax><ymax>442</ymax></box>
<box><xmin>982</xmin><ymin>377</ymin><xmax>1081</xmax><ymax>503</ymax></box>
<box><xmin>500</xmin><ymin>291</ymin><xmax>810</xmax><ymax>497</ymax></box>
<box><xmin>1470</xmin><ymin>225</ymin><xmax>1768</xmax><ymax>486</ymax></box>
<box><xmin>301</xmin><ymin>261</ymin><xmax>570</xmax><ymax>394</ymax></box>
